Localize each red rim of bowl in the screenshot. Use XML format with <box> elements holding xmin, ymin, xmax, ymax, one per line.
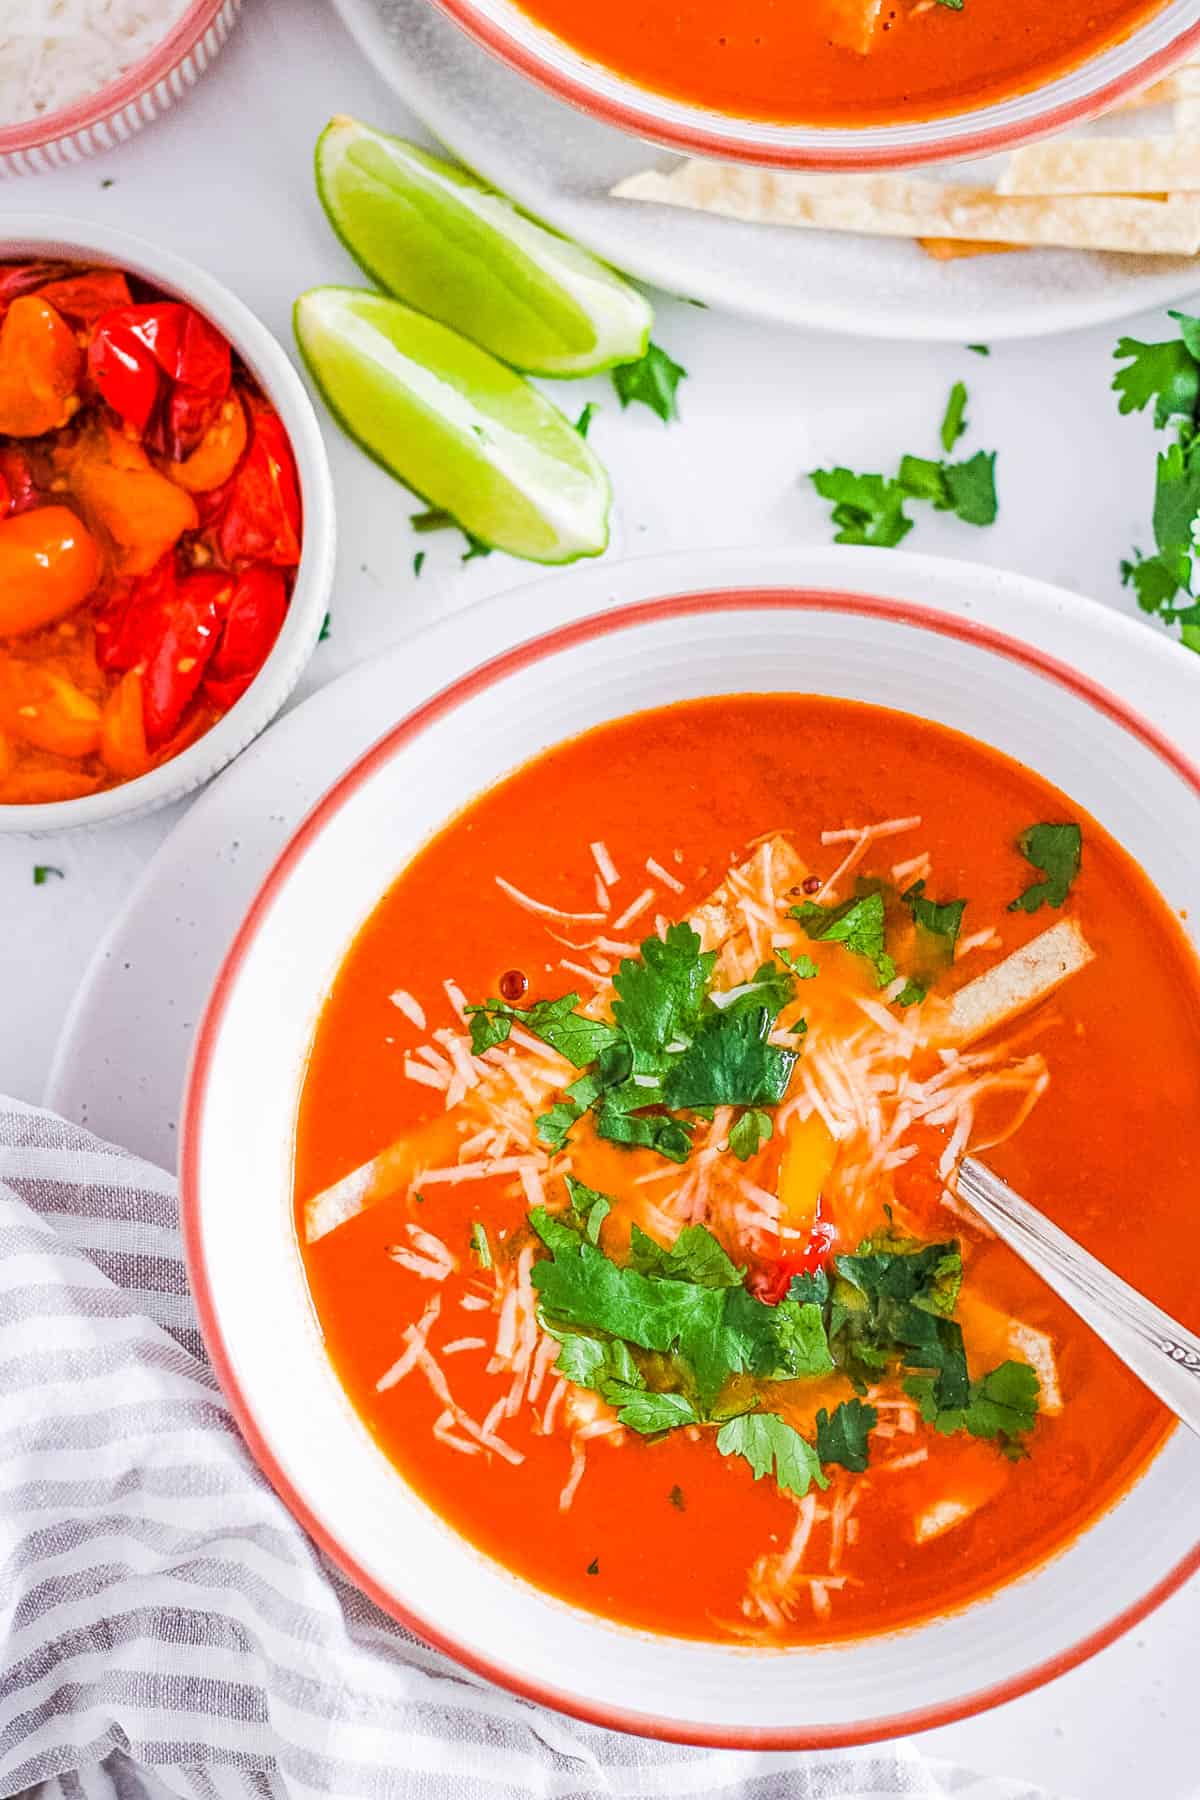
<box><xmin>424</xmin><ymin>0</ymin><xmax>1200</xmax><ymax>169</ymax></box>
<box><xmin>182</xmin><ymin>586</ymin><xmax>1200</xmax><ymax>1748</ymax></box>
<box><xmin>0</xmin><ymin>0</ymin><xmax>229</xmax><ymax>156</ymax></box>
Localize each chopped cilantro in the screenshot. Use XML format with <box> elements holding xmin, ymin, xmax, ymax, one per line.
<box><xmin>611</xmin><ymin>341</ymin><xmax>687</xmax><ymax>423</ymax></box>
<box><xmin>536</xmin><ymin>1098</ymin><xmax>583</xmax><ymax>1153</ymax></box>
<box><xmin>830</xmin><ymin>1238</ymin><xmax>968</xmax><ymax>1410</ymax></box>
<box><xmin>898</xmin><ymin>450</ymin><xmax>997</xmax><ymax>526</ymax></box>
<box><xmin>940</xmin><ymin>381</ymin><xmax>968</xmax><ymax>452</ymax></box>
<box><xmin>574</xmin><ymin>402</ymin><xmax>597</xmax><ymax>438</ymax></box>
<box><xmin>586</xmin><ymin>1557</ymin><xmax>600</xmax><ymax>1575</ymax></box>
<box><xmin>894</xmin><ymin>979</ymin><xmax>927</xmax><ymax>1008</ymax></box>
<box><xmin>318</xmin><ymin>612</ymin><xmax>331</xmax><ymax>642</ymax></box>
<box><xmin>906</xmin><ymin>1358</ymin><xmax>1039</xmax><ymax>1455</ymax></box>
<box><xmin>470</xmin><ymin>1223</ymin><xmax>492</xmax><ymax>1269</ymax></box>
<box><xmin>967</xmin><ymin>343</ymin><xmax>990</xmax><ymax>356</ymax></box>
<box><xmin>815</xmin><ymin>1397</ymin><xmax>878</xmax><ymax>1472</ymax></box>
<box><xmin>627</xmin><ymin>1221</ymin><xmax>743</xmax><ymax>1287</ymax></box>
<box><xmin>409</xmin><ymin>506</ymin><xmax>492</xmax><ymax>561</ymax></box>
<box><xmin>1112</xmin><ymin>314</ymin><xmax>1200</xmax><ymax>651</ymax></box>
<box><xmin>466</xmin><ymin>992</ymin><xmax>619</xmax><ymax>1066</ymax></box>
<box><xmin>33</xmin><ymin>865</ymin><xmax>64</xmax><ymax>885</ymax></box>
<box><xmin>792</xmin><ymin>890</ymin><xmax>896</xmax><ymax>987</ymax></box>
<box><xmin>1008</xmin><ymin>823</ymin><xmax>1082</xmax><ymax>914</ymax></box>
<box><xmin>728</xmin><ymin>1107</ymin><xmax>774</xmax><ymax>1162</ymax></box>
<box><xmin>809</xmin><ymin>466</ymin><xmax>913</xmax><ymax>547</ymax></box>
<box><xmin>606</xmin><ymin>1386</ymin><xmax>699</xmax><ymax>1433</ymax></box>
<box><xmin>775</xmin><ymin>946</ymin><xmax>818</xmax><ymax>979</ymax></box>
<box><xmin>668</xmin><ymin>1483</ymin><xmax>686</xmax><ymax>1510</ymax></box>
<box><xmin>789</xmin><ymin>1017</ymin><xmax>809</xmax><ymax>1036</ymax></box>
<box><xmin>1114</xmin><ymin>322</ymin><xmax>1200</xmax><ymax>427</ymax></box>
<box><xmin>413</xmin><ymin>551</ymin><xmax>426</xmax><ymax>578</ymax></box>
<box><xmin>660</xmin><ymin>1009</ymin><xmax>797</xmax><ymax>1110</ymax></box>
<box><xmin>564</xmin><ymin>1176</ymin><xmax>611</xmax><ymax>1244</ymax></box>
<box><xmin>716</xmin><ymin>1412</ymin><xmax>829</xmax><ymax>1499</ymax></box>
<box><xmin>903</xmin><ymin>878</ymin><xmax>966</xmax><ymax>951</ymax></box>
<box><xmin>612</xmin><ymin>921</ymin><xmax>714</xmax><ymax>1060</ymax></box>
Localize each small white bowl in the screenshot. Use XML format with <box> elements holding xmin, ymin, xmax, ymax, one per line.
<box><xmin>0</xmin><ymin>217</ymin><xmax>335</xmax><ymax>835</ymax></box>
<box><xmin>182</xmin><ymin>578</ymin><xmax>1200</xmax><ymax>1746</ymax></box>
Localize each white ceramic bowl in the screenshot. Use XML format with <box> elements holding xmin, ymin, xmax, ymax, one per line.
<box><xmin>427</xmin><ymin>0</ymin><xmax>1200</xmax><ymax>169</ymax></box>
<box><xmin>182</xmin><ymin>581</ymin><xmax>1200</xmax><ymax>1746</ymax></box>
<box><xmin>0</xmin><ymin>0</ymin><xmax>242</xmax><ymax>178</ymax></box>
<box><xmin>0</xmin><ymin>218</ymin><xmax>335</xmax><ymax>836</ymax></box>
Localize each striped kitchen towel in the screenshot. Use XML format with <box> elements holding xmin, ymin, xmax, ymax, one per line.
<box><xmin>0</xmin><ymin>1096</ymin><xmax>1063</xmax><ymax>1800</ymax></box>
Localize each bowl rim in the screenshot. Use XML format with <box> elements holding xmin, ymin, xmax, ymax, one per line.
<box><xmin>423</xmin><ymin>0</ymin><xmax>1200</xmax><ymax>170</ymax></box>
<box><xmin>0</xmin><ymin>214</ymin><xmax>335</xmax><ymax>834</ymax></box>
<box><xmin>181</xmin><ymin>582</ymin><xmax>1200</xmax><ymax>1748</ymax></box>
<box><xmin>0</xmin><ymin>0</ymin><xmax>230</xmax><ymax>155</ymax></box>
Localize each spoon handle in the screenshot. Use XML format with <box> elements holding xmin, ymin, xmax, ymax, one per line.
<box><xmin>955</xmin><ymin>1157</ymin><xmax>1200</xmax><ymax>1437</ymax></box>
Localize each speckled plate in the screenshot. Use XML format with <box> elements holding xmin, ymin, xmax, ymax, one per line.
<box><xmin>329</xmin><ymin>0</ymin><xmax>1200</xmax><ymax>340</ymax></box>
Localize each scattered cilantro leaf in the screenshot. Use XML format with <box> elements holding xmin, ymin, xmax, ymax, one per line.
<box><xmin>831</xmin><ymin>1239</ymin><xmax>968</xmax><ymax>1409</ymax></box>
<box><xmin>611</xmin><ymin>342</ymin><xmax>687</xmax><ymax>423</ymax></box>
<box><xmin>942</xmin><ymin>450</ymin><xmax>998</xmax><ymax>526</ymax></box>
<box><xmin>792</xmin><ymin>891</ymin><xmax>896</xmax><ymax>987</ymax></box>
<box><xmin>902</xmin><ymin>878</ymin><xmax>966</xmax><ymax>953</ymax></box>
<box><xmin>574</xmin><ymin>402</ymin><xmax>597</xmax><ymax>438</ymax></box>
<box><xmin>716</xmin><ymin>1413</ymin><xmax>829</xmax><ymax>1499</ymax></box>
<box><xmin>33</xmin><ymin>865</ymin><xmax>64</xmax><ymax>885</ymax></box>
<box><xmin>967</xmin><ymin>343</ymin><xmax>990</xmax><ymax>356</ymax></box>
<box><xmin>775</xmin><ymin>946</ymin><xmax>818</xmax><ymax>979</ymax></box>
<box><xmin>627</xmin><ymin>1222</ymin><xmax>743</xmax><ymax>1287</ymax></box>
<box><xmin>606</xmin><ymin>1385</ymin><xmax>699</xmax><ymax>1433</ymax></box>
<box><xmin>410</xmin><ymin>506</ymin><xmax>492</xmax><ymax>561</ymax></box>
<box><xmin>709</xmin><ymin>960</ymin><xmax>795</xmax><ymax>1020</ymax></box>
<box><xmin>660</xmin><ymin>1008</ymin><xmax>797</xmax><ymax>1109</ymax></box>
<box><xmin>413</xmin><ymin>551</ymin><xmax>426</xmax><ymax>578</ymax></box>
<box><xmin>1121</xmin><ymin>546</ymin><xmax>1190</xmax><ymax>615</ymax></box>
<box><xmin>906</xmin><ymin>1358</ymin><xmax>1039</xmax><ymax>1454</ymax></box>
<box><xmin>815</xmin><ymin>1398</ymin><xmax>878</xmax><ymax>1472</ymax></box>
<box><xmin>940</xmin><ymin>381</ymin><xmax>968</xmax><ymax>452</ymax></box>
<box><xmin>466</xmin><ymin>993</ymin><xmax>619</xmax><ymax>1066</ymax></box>
<box><xmin>895</xmin><ymin>979</ymin><xmax>927</xmax><ymax>1007</ymax></box>
<box><xmin>470</xmin><ymin>1223</ymin><xmax>492</xmax><ymax>1269</ymax></box>
<box><xmin>612</xmin><ymin>922</ymin><xmax>715</xmax><ymax>1061</ymax></box>
<box><xmin>728</xmin><ymin>1107</ymin><xmax>773</xmax><ymax>1162</ymax></box>
<box><xmin>809</xmin><ymin>466</ymin><xmax>913</xmax><ymax>547</ymax></box>
<box><xmin>789</xmin><ymin>1017</ymin><xmax>809</xmax><ymax>1036</ymax></box>
<box><xmin>318</xmin><ymin>612</ymin><xmax>331</xmax><ymax>642</ymax></box>
<box><xmin>1113</xmin><ymin>328</ymin><xmax>1200</xmax><ymax>427</ymax></box>
<box><xmin>536</xmin><ymin>1098</ymin><xmax>582</xmax><ymax>1152</ymax></box>
<box><xmin>1008</xmin><ymin>823</ymin><xmax>1082</xmax><ymax>913</ymax></box>
<box><xmin>564</xmin><ymin>1176</ymin><xmax>611</xmax><ymax>1244</ymax></box>
<box><xmin>586</xmin><ymin>1557</ymin><xmax>599</xmax><ymax>1575</ymax></box>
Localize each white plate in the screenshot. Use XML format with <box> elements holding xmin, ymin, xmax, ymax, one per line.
<box><xmin>330</xmin><ymin>0</ymin><xmax>1200</xmax><ymax>341</ymax></box>
<box><xmin>45</xmin><ymin>542</ymin><xmax>1200</xmax><ymax>1792</ymax></box>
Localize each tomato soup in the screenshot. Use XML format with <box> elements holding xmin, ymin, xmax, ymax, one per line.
<box><xmin>295</xmin><ymin>696</ymin><xmax>1200</xmax><ymax>1644</ymax></box>
<box><xmin>510</xmin><ymin>0</ymin><xmax>1166</xmax><ymax>127</ymax></box>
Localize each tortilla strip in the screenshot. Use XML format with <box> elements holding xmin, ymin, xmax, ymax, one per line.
<box><xmin>611</xmin><ymin>164</ymin><xmax>1200</xmax><ymax>253</ymax></box>
<box><xmin>304</xmin><ymin>836</ymin><xmax>806</xmax><ymax>1244</ymax></box>
<box><xmin>943</xmin><ymin>918</ymin><xmax>1094</xmax><ymax>1048</ymax></box>
<box><xmin>919</xmin><ymin>237</ymin><xmax>1025</xmax><ymax>260</ymax></box>
<box><xmin>814</xmin><ymin>0</ymin><xmax>884</xmax><ymax>55</ymax></box>
<box><xmin>999</xmin><ymin>136</ymin><xmax>1200</xmax><ymax>196</ymax></box>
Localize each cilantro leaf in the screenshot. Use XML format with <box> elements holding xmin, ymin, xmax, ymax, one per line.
<box><xmin>792</xmin><ymin>890</ymin><xmax>896</xmax><ymax>987</ymax></box>
<box><xmin>612</xmin><ymin>342</ymin><xmax>686</xmax><ymax>423</ymax></box>
<box><xmin>831</xmin><ymin>1239</ymin><xmax>968</xmax><ymax>1408</ymax></box>
<box><xmin>536</xmin><ymin>1098</ymin><xmax>582</xmax><ymax>1152</ymax></box>
<box><xmin>466</xmin><ymin>993</ymin><xmax>619</xmax><ymax>1066</ymax></box>
<box><xmin>728</xmin><ymin>1107</ymin><xmax>773</xmax><ymax>1162</ymax></box>
<box><xmin>895</xmin><ymin>979</ymin><xmax>927</xmax><ymax>1007</ymax></box>
<box><xmin>660</xmin><ymin>1008</ymin><xmax>797</xmax><ymax>1110</ymax></box>
<box><xmin>1152</xmin><ymin>434</ymin><xmax>1200</xmax><ymax>565</ymax></box>
<box><xmin>594</xmin><ymin>1107</ymin><xmax>693</xmax><ymax>1162</ymax></box>
<box><xmin>902</xmin><ymin>878</ymin><xmax>966</xmax><ymax>957</ymax></box>
<box><xmin>942</xmin><ymin>450</ymin><xmax>998</xmax><ymax>526</ymax></box>
<box><xmin>628</xmin><ymin>1222</ymin><xmax>744</xmax><ymax>1288</ymax></box>
<box><xmin>574</xmin><ymin>401</ymin><xmax>597</xmax><ymax>438</ymax></box>
<box><xmin>604</xmin><ymin>1385</ymin><xmax>699</xmax><ymax>1433</ymax></box>
<box><xmin>564</xmin><ymin>1176</ymin><xmax>611</xmax><ymax>1244</ymax></box>
<box><xmin>1121</xmin><ymin>546</ymin><xmax>1191</xmax><ymax>617</ymax></box>
<box><xmin>318</xmin><ymin>613</ymin><xmax>332</xmax><ymax>642</ymax></box>
<box><xmin>809</xmin><ymin>466</ymin><xmax>913</xmax><ymax>548</ymax></box>
<box><xmin>612</xmin><ymin>923</ymin><xmax>715</xmax><ymax>1061</ymax></box>
<box><xmin>710</xmin><ymin>961</ymin><xmax>795</xmax><ymax>1020</ymax></box>
<box><xmin>1008</xmin><ymin>822</ymin><xmax>1082</xmax><ymax>913</ymax></box>
<box><xmin>33</xmin><ymin>865</ymin><xmax>64</xmax><ymax>885</ymax></box>
<box><xmin>775</xmin><ymin>946</ymin><xmax>818</xmax><ymax>979</ymax></box>
<box><xmin>815</xmin><ymin>1398</ymin><xmax>878</xmax><ymax>1472</ymax></box>
<box><xmin>1113</xmin><ymin>330</ymin><xmax>1200</xmax><ymax>428</ymax></box>
<box><xmin>716</xmin><ymin>1413</ymin><xmax>829</xmax><ymax>1499</ymax></box>
<box><xmin>906</xmin><ymin>1358</ymin><xmax>1039</xmax><ymax>1454</ymax></box>
<box><xmin>940</xmin><ymin>381</ymin><xmax>968</xmax><ymax>452</ymax></box>
<box><xmin>967</xmin><ymin>343</ymin><xmax>990</xmax><ymax>356</ymax></box>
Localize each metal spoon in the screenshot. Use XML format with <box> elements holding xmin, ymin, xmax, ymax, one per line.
<box><xmin>955</xmin><ymin>1156</ymin><xmax>1200</xmax><ymax>1436</ymax></box>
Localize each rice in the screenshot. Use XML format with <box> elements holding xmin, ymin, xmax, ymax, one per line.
<box><xmin>0</xmin><ymin>0</ymin><xmax>192</xmax><ymax>128</ymax></box>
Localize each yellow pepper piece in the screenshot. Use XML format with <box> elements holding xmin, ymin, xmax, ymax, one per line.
<box><xmin>777</xmin><ymin>1112</ymin><xmax>837</xmax><ymax>1235</ymax></box>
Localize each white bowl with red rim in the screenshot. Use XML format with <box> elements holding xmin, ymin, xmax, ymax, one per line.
<box><xmin>0</xmin><ymin>0</ymin><xmax>243</xmax><ymax>178</ymax></box>
<box><xmin>181</xmin><ymin>577</ymin><xmax>1200</xmax><ymax>1746</ymax></box>
<box><xmin>423</xmin><ymin>0</ymin><xmax>1200</xmax><ymax>169</ymax></box>
<box><xmin>0</xmin><ymin>216</ymin><xmax>335</xmax><ymax>836</ymax></box>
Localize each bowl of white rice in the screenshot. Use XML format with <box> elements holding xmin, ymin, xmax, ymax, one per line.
<box><xmin>0</xmin><ymin>0</ymin><xmax>242</xmax><ymax>176</ymax></box>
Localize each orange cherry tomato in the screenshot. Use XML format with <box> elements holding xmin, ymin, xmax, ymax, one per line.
<box><xmin>63</xmin><ymin>421</ymin><xmax>197</xmax><ymax>576</ymax></box>
<box><xmin>0</xmin><ymin>767</ymin><xmax>101</xmax><ymax>804</ymax></box>
<box><xmin>99</xmin><ymin>669</ymin><xmax>151</xmax><ymax>778</ymax></box>
<box><xmin>0</xmin><ymin>658</ymin><xmax>102</xmax><ymax>759</ymax></box>
<box><xmin>167</xmin><ymin>391</ymin><xmax>248</xmax><ymax>493</ymax></box>
<box><xmin>0</xmin><ymin>507</ymin><xmax>102</xmax><ymax>636</ymax></box>
<box><xmin>0</xmin><ymin>296</ymin><xmax>81</xmax><ymax>437</ymax></box>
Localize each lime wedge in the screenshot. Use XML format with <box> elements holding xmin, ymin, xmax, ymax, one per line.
<box><xmin>315</xmin><ymin>116</ymin><xmax>652</xmax><ymax>379</ymax></box>
<box><xmin>294</xmin><ymin>286</ymin><xmax>610</xmax><ymax>564</ymax></box>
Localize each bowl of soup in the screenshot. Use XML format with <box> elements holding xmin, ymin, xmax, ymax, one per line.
<box><xmin>424</xmin><ymin>0</ymin><xmax>1200</xmax><ymax>168</ymax></box>
<box><xmin>182</xmin><ymin>583</ymin><xmax>1200</xmax><ymax>1743</ymax></box>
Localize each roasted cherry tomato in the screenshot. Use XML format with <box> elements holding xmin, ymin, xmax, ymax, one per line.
<box><xmin>88</xmin><ymin>301</ymin><xmax>231</xmax><ymax>461</ymax></box>
<box><xmin>0</xmin><ymin>296</ymin><xmax>81</xmax><ymax>437</ymax></box>
<box><xmin>746</xmin><ymin>1221</ymin><xmax>837</xmax><ymax>1306</ymax></box>
<box><xmin>0</xmin><ymin>659</ymin><xmax>102</xmax><ymax>759</ymax></box>
<box><xmin>0</xmin><ymin>449</ymin><xmax>40</xmax><ymax>517</ymax></box>
<box><xmin>35</xmin><ymin>269</ymin><xmax>132</xmax><ymax>328</ymax></box>
<box><xmin>217</xmin><ymin>400</ymin><xmax>301</xmax><ymax>567</ymax></box>
<box><xmin>0</xmin><ymin>262</ymin><xmax>70</xmax><ymax>317</ymax></box>
<box><xmin>99</xmin><ymin>668</ymin><xmax>151</xmax><ymax>778</ymax></box>
<box><xmin>63</xmin><ymin>421</ymin><xmax>197</xmax><ymax>576</ymax></box>
<box><xmin>92</xmin><ymin>553</ymin><xmax>177</xmax><ymax>674</ymax></box>
<box><xmin>167</xmin><ymin>391</ymin><xmax>247</xmax><ymax>493</ymax></box>
<box><xmin>0</xmin><ymin>507</ymin><xmax>101</xmax><ymax>636</ymax></box>
<box><xmin>141</xmin><ymin>568</ymin><xmax>234</xmax><ymax>748</ymax></box>
<box><xmin>202</xmin><ymin>565</ymin><xmax>288</xmax><ymax>710</ymax></box>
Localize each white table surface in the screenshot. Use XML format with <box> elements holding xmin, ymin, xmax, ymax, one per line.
<box><xmin>2</xmin><ymin>1</ymin><xmax>1198</xmax><ymax>1792</ymax></box>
